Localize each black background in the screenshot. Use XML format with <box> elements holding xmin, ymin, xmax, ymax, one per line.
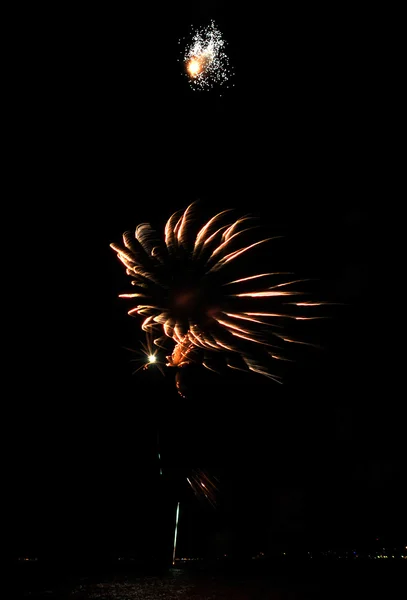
<box><xmin>6</xmin><ymin>2</ymin><xmax>402</xmax><ymax>561</ymax></box>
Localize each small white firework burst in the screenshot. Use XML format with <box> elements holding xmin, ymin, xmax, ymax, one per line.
<box><xmin>181</xmin><ymin>20</ymin><xmax>233</xmax><ymax>91</ymax></box>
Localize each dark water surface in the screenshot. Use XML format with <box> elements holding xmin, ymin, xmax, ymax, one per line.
<box><xmin>13</xmin><ymin>560</ymin><xmax>405</xmax><ymax>599</ymax></box>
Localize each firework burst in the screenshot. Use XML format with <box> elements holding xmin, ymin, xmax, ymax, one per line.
<box><xmin>181</xmin><ymin>20</ymin><xmax>233</xmax><ymax>91</ymax></box>
<box><xmin>110</xmin><ymin>201</ymin><xmax>323</xmax><ymax>394</ymax></box>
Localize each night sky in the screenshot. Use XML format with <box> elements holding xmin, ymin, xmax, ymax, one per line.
<box><xmin>7</xmin><ymin>3</ymin><xmax>403</xmax><ymax>563</ymax></box>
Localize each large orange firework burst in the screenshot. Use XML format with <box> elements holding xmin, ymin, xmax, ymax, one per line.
<box><xmin>110</xmin><ymin>201</ymin><xmax>322</xmax><ymax>394</ymax></box>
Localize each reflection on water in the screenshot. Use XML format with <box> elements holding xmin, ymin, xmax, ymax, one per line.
<box><xmin>75</xmin><ymin>570</ymin><xmax>194</xmax><ymax>599</ymax></box>
<box><xmin>71</xmin><ymin>569</ymin><xmax>291</xmax><ymax>599</ymax></box>
<box><xmin>16</xmin><ymin>561</ymin><xmax>403</xmax><ymax>599</ymax></box>
<box><xmin>18</xmin><ymin>567</ymin><xmax>319</xmax><ymax>599</ymax></box>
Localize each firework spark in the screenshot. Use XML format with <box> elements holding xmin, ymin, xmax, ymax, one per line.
<box><xmin>125</xmin><ymin>331</ymin><xmax>166</xmax><ymax>376</ymax></box>
<box><xmin>110</xmin><ymin>201</ymin><xmax>323</xmax><ymax>394</ymax></box>
<box><xmin>181</xmin><ymin>21</ymin><xmax>233</xmax><ymax>91</ymax></box>
<box><xmin>187</xmin><ymin>469</ymin><xmax>219</xmax><ymax>507</ymax></box>
<box><xmin>172</xmin><ymin>501</ymin><xmax>180</xmax><ymax>565</ymax></box>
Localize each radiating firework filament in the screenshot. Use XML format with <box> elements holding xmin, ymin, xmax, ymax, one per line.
<box><xmin>110</xmin><ymin>201</ymin><xmax>324</xmax><ymax>385</ymax></box>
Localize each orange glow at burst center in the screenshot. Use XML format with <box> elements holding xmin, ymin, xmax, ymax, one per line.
<box><xmin>187</xmin><ymin>58</ymin><xmax>201</xmax><ymax>77</ymax></box>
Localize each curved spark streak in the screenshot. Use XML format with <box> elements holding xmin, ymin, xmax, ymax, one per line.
<box><xmin>224</xmin><ymin>273</ymin><xmax>293</xmax><ymax>286</ymax></box>
<box><xmin>233</xmin><ymin>291</ymin><xmax>296</xmax><ymax>298</ymax></box>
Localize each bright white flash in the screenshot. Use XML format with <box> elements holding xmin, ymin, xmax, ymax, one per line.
<box><xmin>182</xmin><ymin>21</ymin><xmax>233</xmax><ymax>91</ymax></box>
